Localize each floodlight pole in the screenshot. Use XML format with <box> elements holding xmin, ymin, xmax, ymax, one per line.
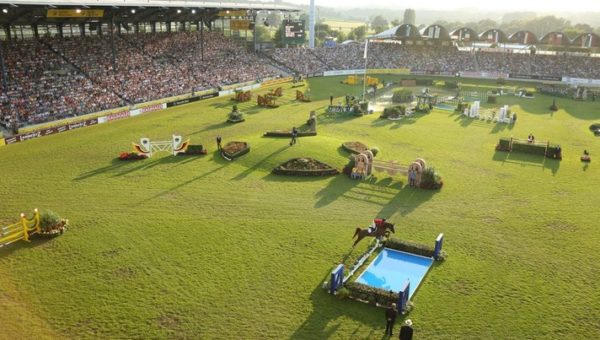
<box><xmin>362</xmin><ymin>39</ymin><xmax>368</xmax><ymax>100</ymax></box>
<box><xmin>309</xmin><ymin>0</ymin><xmax>315</xmax><ymax>48</ymax></box>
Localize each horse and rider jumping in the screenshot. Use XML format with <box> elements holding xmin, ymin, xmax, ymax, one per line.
<box><xmin>352</xmin><ymin>218</ymin><xmax>396</xmax><ymax>247</ymax></box>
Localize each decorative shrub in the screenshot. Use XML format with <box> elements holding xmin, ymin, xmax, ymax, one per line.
<box><xmin>345</xmin><ymin>282</ymin><xmax>398</xmax><ymax>307</ymax></box>
<box><xmin>487</xmin><ymin>94</ymin><xmax>497</xmax><ymax>104</ymax></box>
<box><xmin>444</xmin><ymin>80</ymin><xmax>459</xmax><ymax>89</ymax></box>
<box><xmin>590</xmin><ymin>124</ymin><xmax>600</xmax><ymax>136</ymax></box>
<box><xmin>343</xmin><ymin>156</ymin><xmax>356</xmax><ymax>175</ymax></box>
<box><xmin>40</xmin><ymin>210</ymin><xmax>68</xmax><ymax>235</ymax></box>
<box><xmin>382</xmin><ymin>105</ymin><xmax>406</xmax><ymax>119</ymax></box>
<box><xmin>415</xmin><ymin>79</ymin><xmax>434</xmax><ymax>86</ymax></box>
<box><xmin>342</xmin><ymin>141</ymin><xmax>369</xmax><ymax>154</ymax></box>
<box><xmin>456</xmin><ymin>102</ymin><xmax>469</xmax><ymax>112</ymax></box>
<box><xmin>119</xmin><ymin>152</ymin><xmax>147</xmax><ymax>160</ymax></box>
<box><xmin>392</xmin><ymin>88</ymin><xmax>413</xmax><ymax>103</ymax></box>
<box><xmin>420</xmin><ymin>167</ymin><xmax>443</xmax><ymax>190</ymax></box>
<box><xmin>370</xmin><ymin>147</ymin><xmax>379</xmax><ymax>157</ymax></box>
<box><xmin>179</xmin><ymin>145</ymin><xmax>206</xmax><ymax>155</ymax></box>
<box><xmin>384</xmin><ymin>237</ymin><xmax>435</xmax><ymax>258</ymax></box>
<box><xmin>496</xmin><ymin>137</ymin><xmax>511</xmax><ymax>151</ymax></box>
<box><xmin>336</xmin><ymin>287</ymin><xmax>350</xmax><ymax>299</ymax></box>
<box><xmin>415</xmin><ymin>103</ymin><xmax>431</xmax><ymax>113</ymax></box>
<box><xmin>273</xmin><ymin>158</ymin><xmax>339</xmax><ymax>176</ymax></box>
<box><xmin>228</xmin><ymin>108</ymin><xmax>245</xmax><ymax>123</ymax></box>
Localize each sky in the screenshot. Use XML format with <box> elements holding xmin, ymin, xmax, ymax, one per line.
<box><xmin>285</xmin><ymin>0</ymin><xmax>600</xmax><ymax>12</ymax></box>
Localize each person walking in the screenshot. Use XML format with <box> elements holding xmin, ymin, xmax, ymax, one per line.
<box><xmin>330</xmin><ymin>95</ymin><xmax>334</xmax><ymax>106</ymax></box>
<box><xmin>385</xmin><ymin>303</ymin><xmax>397</xmax><ymax>337</ymax></box>
<box><xmin>290</xmin><ymin>127</ymin><xmax>298</xmax><ymax>146</ymax></box>
<box><xmin>216</xmin><ymin>135</ymin><xmax>222</xmax><ymax>151</ymax></box>
<box><xmin>399</xmin><ymin>319</ymin><xmax>413</xmax><ymax>340</ymax></box>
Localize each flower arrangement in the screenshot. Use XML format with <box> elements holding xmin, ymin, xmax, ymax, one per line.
<box><xmin>119</xmin><ymin>152</ymin><xmax>147</xmax><ymax>160</ymax></box>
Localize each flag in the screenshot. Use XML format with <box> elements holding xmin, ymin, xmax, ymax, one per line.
<box><xmin>363</xmin><ymin>40</ymin><xmax>368</xmax><ymax>59</ymax></box>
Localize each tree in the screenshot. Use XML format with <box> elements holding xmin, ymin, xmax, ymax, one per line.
<box><xmin>403</xmin><ymin>9</ymin><xmax>416</xmax><ymax>26</ymax></box>
<box><xmin>501</xmin><ymin>12</ymin><xmax>536</xmax><ymax>24</ymax></box>
<box><xmin>522</xmin><ymin>16</ymin><xmax>570</xmax><ymax>37</ymax></box>
<box><xmin>254</xmin><ymin>25</ymin><xmax>271</xmax><ymax>42</ymax></box>
<box><xmin>371</xmin><ymin>15</ymin><xmax>389</xmax><ymax>34</ymax></box>
<box><xmin>391</xmin><ymin>19</ymin><xmax>402</xmax><ymax>27</ymax></box>
<box><xmin>352</xmin><ymin>25</ymin><xmax>367</xmax><ymax>41</ymax></box>
<box><xmin>336</xmin><ymin>31</ymin><xmax>346</xmax><ymax>43</ymax></box>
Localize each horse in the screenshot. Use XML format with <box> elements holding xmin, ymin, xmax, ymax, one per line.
<box><xmin>352</xmin><ymin>222</ymin><xmax>396</xmax><ymax>247</ymax></box>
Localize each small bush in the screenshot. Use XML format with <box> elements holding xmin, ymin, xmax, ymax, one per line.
<box><xmin>345</xmin><ymin>282</ymin><xmax>398</xmax><ymax>307</ymax></box>
<box><xmin>40</xmin><ymin>211</ymin><xmax>62</xmax><ymax>231</ymax></box>
<box><xmin>392</xmin><ymin>88</ymin><xmax>413</xmax><ymax>103</ymax></box>
<box><xmin>385</xmin><ymin>237</ymin><xmax>435</xmax><ymax>258</ymax></box>
<box><xmin>420</xmin><ymin>167</ymin><xmax>443</xmax><ymax>190</ymax></box>
<box><xmin>496</xmin><ymin>138</ymin><xmax>511</xmax><ymax>151</ymax></box>
<box><xmin>336</xmin><ymin>287</ymin><xmax>350</xmax><ymax>299</ymax></box>
<box><xmin>487</xmin><ymin>95</ymin><xmax>497</xmax><ymax>104</ymax></box>
<box><xmin>370</xmin><ymin>147</ymin><xmax>379</xmax><ymax>157</ymax></box>
<box><xmin>444</xmin><ymin>80</ymin><xmax>459</xmax><ymax>89</ymax></box>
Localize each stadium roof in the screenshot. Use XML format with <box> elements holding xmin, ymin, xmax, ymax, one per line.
<box><xmin>0</xmin><ymin>1</ymin><xmax>299</xmax><ymax>25</ymax></box>
<box><xmin>4</xmin><ymin>0</ymin><xmax>298</xmax><ymax>10</ymax></box>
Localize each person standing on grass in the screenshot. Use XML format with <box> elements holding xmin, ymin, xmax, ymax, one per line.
<box><xmin>290</xmin><ymin>127</ymin><xmax>298</xmax><ymax>146</ymax></box>
<box><xmin>330</xmin><ymin>95</ymin><xmax>334</xmax><ymax>106</ymax></box>
<box><xmin>385</xmin><ymin>303</ymin><xmax>397</xmax><ymax>336</ymax></box>
<box><xmin>216</xmin><ymin>135</ymin><xmax>222</xmax><ymax>151</ymax></box>
<box><xmin>399</xmin><ymin>319</ymin><xmax>413</xmax><ymax>340</ymax></box>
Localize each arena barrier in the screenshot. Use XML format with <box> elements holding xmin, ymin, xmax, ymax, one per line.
<box><xmin>0</xmin><ymin>209</ymin><xmax>41</xmax><ymax>248</ymax></box>
<box><xmin>132</xmin><ymin>135</ymin><xmax>189</xmax><ymax>157</ymax></box>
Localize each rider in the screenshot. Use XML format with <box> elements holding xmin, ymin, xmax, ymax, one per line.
<box><xmin>368</xmin><ymin>218</ymin><xmax>386</xmax><ymax>234</ymax></box>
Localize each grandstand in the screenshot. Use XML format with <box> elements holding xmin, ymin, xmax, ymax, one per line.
<box><xmin>2</xmin><ymin>1</ymin><xmax>600</xmax><ymax>136</ymax></box>
<box><xmin>0</xmin><ymin>1</ymin><xmax>299</xmax><ymax>133</ymax></box>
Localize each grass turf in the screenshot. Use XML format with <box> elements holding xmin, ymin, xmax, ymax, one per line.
<box><xmin>1</xmin><ymin>76</ymin><xmax>599</xmax><ymax>339</ymax></box>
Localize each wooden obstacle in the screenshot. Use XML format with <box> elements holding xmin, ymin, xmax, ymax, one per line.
<box><xmin>257</xmin><ymin>95</ymin><xmax>279</xmax><ymax>108</ymax></box>
<box><xmin>366</xmin><ymin>76</ymin><xmax>379</xmax><ymax>86</ymax></box>
<box><xmin>296</xmin><ymin>90</ymin><xmax>311</xmax><ymax>102</ymax></box>
<box><xmin>233</xmin><ymin>91</ymin><xmax>251</xmax><ymax>102</ymax></box>
<box><xmin>132</xmin><ymin>135</ymin><xmax>189</xmax><ymax>157</ymax></box>
<box><xmin>351</xmin><ymin>152</ymin><xmax>426</xmax><ymax>186</ymax></box>
<box><xmin>343</xmin><ymin>75</ymin><xmax>360</xmax><ymax>85</ymax></box>
<box><xmin>268</xmin><ymin>87</ymin><xmax>283</xmax><ymax>97</ymax></box>
<box><xmin>0</xmin><ymin>209</ymin><xmax>41</xmax><ymax>248</ymax></box>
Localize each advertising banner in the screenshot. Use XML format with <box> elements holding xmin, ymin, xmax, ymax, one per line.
<box><xmin>261</xmin><ymin>77</ymin><xmax>293</xmax><ymax>87</ymax></box>
<box><xmin>166</xmin><ymin>92</ymin><xmax>218</xmax><ymax>108</ymax></box>
<box><xmin>47</xmin><ymin>9</ymin><xmax>104</xmax><ymax>18</ymax></box>
<box><xmin>509</xmin><ymin>74</ymin><xmax>562</xmax><ymax>81</ymax></box>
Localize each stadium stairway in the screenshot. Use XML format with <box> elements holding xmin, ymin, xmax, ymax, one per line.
<box><xmin>473</xmin><ymin>52</ymin><xmax>481</xmax><ymax>72</ymax></box>
<box><xmin>308</xmin><ymin>49</ymin><xmax>334</xmax><ymax>70</ymax></box>
<box><xmin>39</xmin><ymin>39</ymin><xmax>132</xmax><ymax>105</ymax></box>
<box><xmin>259</xmin><ymin>52</ymin><xmax>296</xmax><ymax>75</ymax></box>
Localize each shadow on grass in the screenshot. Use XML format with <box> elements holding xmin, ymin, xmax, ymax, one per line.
<box><xmin>370</xmin><ymin>115</ymin><xmax>421</xmax><ymax>129</ymax></box>
<box><xmin>232</xmin><ymin>145</ymin><xmax>288</xmax><ymax>180</ymax></box>
<box><xmin>0</xmin><ymin>235</ymin><xmax>53</xmax><ymax>259</ymax></box>
<box><xmin>377</xmin><ymin>185</ymin><xmax>437</xmax><ymax>218</ymax></box>
<box><xmin>75</xmin><ymin>155</ymin><xmax>205</xmax><ymax>181</ymax></box>
<box><xmin>314</xmin><ymin>175</ymin><xmax>360</xmax><ymax>208</ymax></box>
<box><xmin>290</xmin><ymin>280</ymin><xmax>381</xmax><ymax>340</ymax></box>
<box><xmin>188</xmin><ymin>121</ymin><xmax>230</xmax><ymax>136</ymax></box>
<box><xmin>492</xmin><ymin>151</ymin><xmax>560</xmax><ymax>175</ymax></box>
<box><xmin>143</xmin><ymin>152</ymin><xmax>232</xmax><ymax>202</ymax></box>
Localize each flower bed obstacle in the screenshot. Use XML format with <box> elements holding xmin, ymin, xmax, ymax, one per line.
<box><xmin>221</xmin><ymin>141</ymin><xmax>250</xmax><ymax>161</ymax></box>
<box><xmin>273</xmin><ymin>158</ymin><xmax>339</xmax><ymax>176</ymax></box>
<box><xmin>342</xmin><ymin>141</ymin><xmax>369</xmax><ymax>154</ymax></box>
<box><xmin>0</xmin><ymin>209</ymin><xmax>68</xmax><ymax>248</ymax></box>
<box><xmin>118</xmin><ymin>152</ymin><xmax>147</xmax><ymax>161</ymax></box>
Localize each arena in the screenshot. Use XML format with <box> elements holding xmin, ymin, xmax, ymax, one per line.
<box><xmin>1</xmin><ymin>1</ymin><xmax>599</xmax><ymax>339</ymax></box>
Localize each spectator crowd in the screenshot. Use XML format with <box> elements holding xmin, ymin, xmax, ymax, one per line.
<box><xmin>2</xmin><ymin>33</ymin><xmax>600</xmax><ymax>131</ymax></box>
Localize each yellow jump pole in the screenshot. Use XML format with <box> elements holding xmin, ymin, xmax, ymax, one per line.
<box><xmin>20</xmin><ymin>213</ymin><xmax>29</xmax><ymax>242</ymax></box>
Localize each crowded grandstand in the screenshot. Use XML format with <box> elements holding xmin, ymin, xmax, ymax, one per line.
<box><xmin>1</xmin><ymin>2</ymin><xmax>599</xmax><ymax>132</ymax></box>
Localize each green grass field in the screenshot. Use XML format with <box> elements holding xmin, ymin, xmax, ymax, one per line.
<box><xmin>1</xmin><ymin>76</ymin><xmax>599</xmax><ymax>339</ymax></box>
<box><xmin>322</xmin><ymin>19</ymin><xmax>368</xmax><ymax>34</ymax></box>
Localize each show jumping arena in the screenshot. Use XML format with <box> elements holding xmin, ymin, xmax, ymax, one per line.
<box><xmin>1</xmin><ymin>74</ymin><xmax>600</xmax><ymax>339</ymax></box>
